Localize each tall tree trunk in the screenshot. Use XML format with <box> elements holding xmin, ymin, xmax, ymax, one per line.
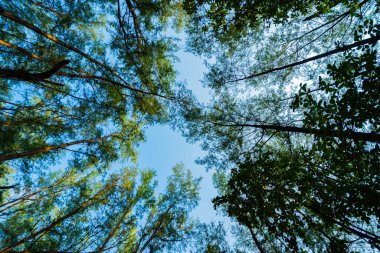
<box><xmin>229</xmin><ymin>34</ymin><xmax>380</xmax><ymax>82</ymax></box>
<box><xmin>98</xmin><ymin>203</ymin><xmax>135</xmax><ymax>252</ymax></box>
<box><xmin>1</xmin><ymin>177</ymin><xmax>120</xmax><ymax>252</ymax></box>
<box><xmin>0</xmin><ymin>133</ymin><xmax>120</xmax><ymax>162</ymax></box>
<box><xmin>212</xmin><ymin>121</ymin><xmax>380</xmax><ymax>142</ymax></box>
<box><xmin>248</xmin><ymin>225</ymin><xmax>265</xmax><ymax>253</ymax></box>
<box><xmin>0</xmin><ymin>7</ymin><xmax>117</xmax><ymax>77</ymax></box>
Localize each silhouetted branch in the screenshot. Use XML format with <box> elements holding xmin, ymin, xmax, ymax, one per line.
<box><xmin>0</xmin><ymin>60</ymin><xmax>70</xmax><ymax>82</ymax></box>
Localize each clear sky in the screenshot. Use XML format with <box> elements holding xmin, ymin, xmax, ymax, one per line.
<box><xmin>137</xmin><ymin>37</ymin><xmax>228</xmax><ymax>224</ymax></box>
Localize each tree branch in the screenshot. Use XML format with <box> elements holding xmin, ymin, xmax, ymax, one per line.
<box><xmin>0</xmin><ymin>184</ymin><xmax>19</xmax><ymax>190</ymax></box>
<box><xmin>229</xmin><ymin>35</ymin><xmax>380</xmax><ymax>82</ymax></box>
<box><xmin>0</xmin><ymin>60</ymin><xmax>70</xmax><ymax>82</ymax></box>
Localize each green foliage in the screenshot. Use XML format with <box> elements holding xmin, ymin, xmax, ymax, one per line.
<box><xmin>184</xmin><ymin>0</ymin><xmax>358</xmax><ymax>31</ymax></box>
<box><xmin>0</xmin><ymin>0</ymin><xmax>183</xmax><ymax>173</ymax></box>
<box><xmin>0</xmin><ymin>164</ymin><xmax>201</xmax><ymax>252</ymax></box>
<box><xmin>183</xmin><ymin>0</ymin><xmax>365</xmax><ymax>56</ymax></box>
<box><xmin>214</xmin><ymin>140</ymin><xmax>379</xmax><ymax>251</ymax></box>
<box><xmin>181</xmin><ymin>0</ymin><xmax>380</xmax><ymax>251</ymax></box>
<box><xmin>189</xmin><ymin>221</ymin><xmax>231</xmax><ymax>253</ymax></box>
<box><xmin>0</xmin><ymin>0</ymin><xmax>203</xmax><ymax>251</ymax></box>
<box><xmin>2</xmin><ymin>0</ymin><xmax>380</xmax><ymax>252</ymax></box>
<box><xmin>292</xmin><ymin>22</ymin><xmax>380</xmax><ymax>136</ymax></box>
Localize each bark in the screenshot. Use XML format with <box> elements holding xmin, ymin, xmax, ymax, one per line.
<box><xmin>0</xmin><ymin>39</ymin><xmax>45</xmax><ymax>61</ymax></box>
<box><xmin>0</xmin><ymin>60</ymin><xmax>70</xmax><ymax>82</ymax></box>
<box><xmin>305</xmin><ymin>205</ymin><xmax>380</xmax><ymax>246</ymax></box>
<box><xmin>229</xmin><ymin>34</ymin><xmax>380</xmax><ymax>82</ymax></box>
<box><xmin>98</xmin><ymin>203</ymin><xmax>134</xmax><ymax>252</ymax></box>
<box><xmin>248</xmin><ymin>225</ymin><xmax>265</xmax><ymax>253</ymax></box>
<box><xmin>136</xmin><ymin>202</ymin><xmax>176</xmax><ymax>253</ymax></box>
<box><xmin>0</xmin><ymin>184</ymin><xmax>19</xmax><ymax>190</ymax></box>
<box><xmin>212</xmin><ymin>121</ymin><xmax>380</xmax><ymax>143</ymax></box>
<box><xmin>0</xmin><ymin>7</ymin><xmax>125</xmax><ymax>84</ymax></box>
<box><xmin>1</xmin><ymin>178</ymin><xmax>120</xmax><ymax>252</ymax></box>
<box><xmin>0</xmin><ymin>132</ymin><xmax>120</xmax><ymax>162</ymax></box>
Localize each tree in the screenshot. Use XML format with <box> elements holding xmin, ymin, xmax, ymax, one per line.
<box><xmin>184</xmin><ymin>0</ymin><xmax>363</xmax><ymax>36</ymax></box>
<box><xmin>189</xmin><ymin>221</ymin><xmax>232</xmax><ymax>253</ymax></box>
<box><xmin>0</xmin><ymin>163</ymin><xmax>200</xmax><ymax>252</ymax></box>
<box><xmin>0</xmin><ymin>0</ymin><xmax>184</xmax><ymax>174</ymax></box>
<box><xmin>0</xmin><ymin>0</ymin><xmax>206</xmax><ymax>252</ymax></box>
<box><xmin>183</xmin><ymin>0</ymin><xmax>371</xmax><ymax>56</ymax></box>
<box><xmin>180</xmin><ymin>0</ymin><xmax>380</xmax><ymax>251</ymax></box>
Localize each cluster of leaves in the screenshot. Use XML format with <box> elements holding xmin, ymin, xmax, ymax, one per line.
<box><xmin>2</xmin><ymin>0</ymin><xmax>380</xmax><ymax>252</ymax></box>
<box><xmin>0</xmin><ymin>163</ymin><xmax>201</xmax><ymax>252</ymax></box>
<box><xmin>184</xmin><ymin>0</ymin><xmax>360</xmax><ymax>36</ymax></box>
<box><xmin>0</xmin><ymin>0</ymin><xmax>188</xmax><ymax>173</ymax></box>
<box><xmin>183</xmin><ymin>0</ymin><xmax>367</xmax><ymax>56</ymax></box>
<box><xmin>180</xmin><ymin>0</ymin><xmax>380</xmax><ymax>252</ymax></box>
<box><xmin>0</xmin><ymin>0</ymin><xmax>213</xmax><ymax>252</ymax></box>
<box><xmin>292</xmin><ymin>20</ymin><xmax>380</xmax><ymax>136</ymax></box>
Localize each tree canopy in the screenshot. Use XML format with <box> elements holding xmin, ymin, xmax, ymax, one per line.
<box><xmin>1</xmin><ymin>0</ymin><xmax>379</xmax><ymax>252</ymax></box>
<box><xmin>0</xmin><ymin>0</ymin><xmax>203</xmax><ymax>252</ymax></box>
<box><xmin>181</xmin><ymin>0</ymin><xmax>380</xmax><ymax>251</ymax></box>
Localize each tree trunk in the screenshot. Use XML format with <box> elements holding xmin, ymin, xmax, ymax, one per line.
<box><xmin>98</xmin><ymin>203</ymin><xmax>135</xmax><ymax>252</ymax></box>
<box><xmin>1</xmin><ymin>177</ymin><xmax>119</xmax><ymax>252</ymax></box>
<box><xmin>248</xmin><ymin>225</ymin><xmax>266</xmax><ymax>253</ymax></box>
<box><xmin>213</xmin><ymin>122</ymin><xmax>380</xmax><ymax>143</ymax></box>
<box><xmin>0</xmin><ymin>7</ymin><xmax>116</xmax><ymax>76</ymax></box>
<box><xmin>0</xmin><ymin>133</ymin><xmax>120</xmax><ymax>162</ymax></box>
<box><xmin>230</xmin><ymin>34</ymin><xmax>380</xmax><ymax>82</ymax></box>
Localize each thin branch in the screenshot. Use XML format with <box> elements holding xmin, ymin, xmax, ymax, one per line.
<box><xmin>228</xmin><ymin>35</ymin><xmax>380</xmax><ymax>82</ymax></box>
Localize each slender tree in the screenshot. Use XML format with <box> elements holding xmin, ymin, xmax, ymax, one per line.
<box><xmin>180</xmin><ymin>0</ymin><xmax>380</xmax><ymax>251</ymax></box>
<box><xmin>0</xmin><ymin>1</ymin><xmax>202</xmax><ymax>252</ymax></box>
<box><xmin>0</xmin><ymin>164</ymin><xmax>200</xmax><ymax>252</ymax></box>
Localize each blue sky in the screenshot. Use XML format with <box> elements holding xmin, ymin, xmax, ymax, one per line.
<box><xmin>137</xmin><ymin>41</ymin><xmax>227</xmax><ymax>223</ymax></box>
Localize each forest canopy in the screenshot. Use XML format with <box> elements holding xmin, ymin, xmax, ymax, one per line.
<box><xmin>1</xmin><ymin>0</ymin><xmax>379</xmax><ymax>252</ymax></box>
<box><xmin>182</xmin><ymin>0</ymin><xmax>380</xmax><ymax>251</ymax></box>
